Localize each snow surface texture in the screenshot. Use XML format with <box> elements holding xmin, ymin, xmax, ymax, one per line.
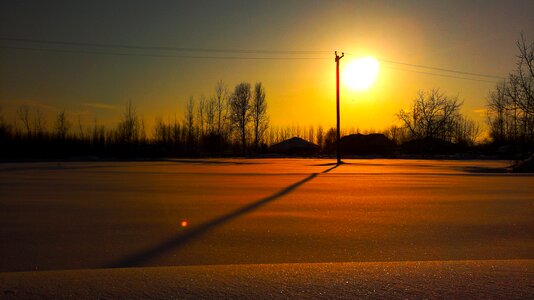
<box><xmin>0</xmin><ymin>159</ymin><xmax>533</xmax><ymax>297</ymax></box>
<box><xmin>1</xmin><ymin>260</ymin><xmax>533</xmax><ymax>299</ymax></box>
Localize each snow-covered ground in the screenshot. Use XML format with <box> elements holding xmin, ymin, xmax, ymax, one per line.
<box><xmin>1</xmin><ymin>260</ymin><xmax>532</xmax><ymax>299</ymax></box>
<box><xmin>1</xmin><ymin>159</ymin><xmax>533</xmax><ymax>297</ymax></box>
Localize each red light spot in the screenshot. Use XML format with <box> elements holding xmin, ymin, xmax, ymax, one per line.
<box><xmin>181</xmin><ymin>220</ymin><xmax>189</xmax><ymax>227</ymax></box>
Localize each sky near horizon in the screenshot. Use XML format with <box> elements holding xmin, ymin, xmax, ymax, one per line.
<box><xmin>1</xmin><ymin>0</ymin><xmax>533</xmax><ymax>137</ymax></box>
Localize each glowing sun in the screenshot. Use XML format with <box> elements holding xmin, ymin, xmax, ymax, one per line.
<box><xmin>343</xmin><ymin>57</ymin><xmax>379</xmax><ymax>90</ymax></box>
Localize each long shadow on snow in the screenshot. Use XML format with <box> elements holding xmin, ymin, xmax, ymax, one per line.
<box><xmin>106</xmin><ymin>163</ymin><xmax>340</xmax><ymax>269</ymax></box>
<box><xmin>163</xmin><ymin>158</ymin><xmax>261</xmax><ymax>165</ymax></box>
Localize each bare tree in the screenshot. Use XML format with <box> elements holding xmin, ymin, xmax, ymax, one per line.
<box><xmin>17</xmin><ymin>105</ymin><xmax>31</xmax><ymax>136</ymax></box>
<box><xmin>214</xmin><ymin>80</ymin><xmax>228</xmax><ymax>136</ymax></box>
<box><xmin>251</xmin><ymin>82</ymin><xmax>269</xmax><ymax>149</ymax></box>
<box><xmin>54</xmin><ymin>110</ymin><xmax>70</xmax><ymax>140</ymax></box>
<box><xmin>117</xmin><ymin>100</ymin><xmax>140</xmax><ymax>144</ymax></box>
<box><xmin>487</xmin><ymin>34</ymin><xmax>534</xmax><ymax>145</ymax></box>
<box><xmin>307</xmin><ymin>125</ymin><xmax>315</xmax><ymax>144</ymax></box>
<box><xmin>0</xmin><ymin>105</ymin><xmax>11</xmax><ymax>139</ymax></box>
<box><xmin>383</xmin><ymin>125</ymin><xmax>410</xmax><ymax>145</ymax></box>
<box><xmin>453</xmin><ymin>115</ymin><xmax>480</xmax><ymax>146</ymax></box>
<box><xmin>515</xmin><ymin>33</ymin><xmax>534</xmax><ymax>116</ymax></box>
<box><xmin>153</xmin><ymin>117</ymin><xmax>166</xmax><ymax>144</ymax></box>
<box><xmin>172</xmin><ymin>115</ymin><xmax>181</xmax><ymax>145</ymax></box>
<box><xmin>197</xmin><ymin>95</ymin><xmax>206</xmax><ymax>138</ymax></box>
<box><xmin>206</xmin><ymin>97</ymin><xmax>216</xmax><ymax>135</ymax></box>
<box><xmin>77</xmin><ymin>114</ymin><xmax>85</xmax><ymax>140</ymax></box>
<box><xmin>397</xmin><ymin>89</ymin><xmax>462</xmax><ymax>141</ymax></box>
<box><xmin>316</xmin><ymin>125</ymin><xmax>324</xmax><ymax>150</ymax></box>
<box><xmin>229</xmin><ymin>82</ymin><xmax>252</xmax><ymax>155</ymax></box>
<box><xmin>33</xmin><ymin>109</ymin><xmax>46</xmax><ymax>136</ymax></box>
<box><xmin>324</xmin><ymin>127</ymin><xmax>337</xmax><ymax>151</ymax></box>
<box><xmin>185</xmin><ymin>96</ymin><xmax>195</xmax><ymax>146</ymax></box>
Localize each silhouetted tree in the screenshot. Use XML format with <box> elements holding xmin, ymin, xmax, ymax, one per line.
<box><xmin>316</xmin><ymin>125</ymin><xmax>324</xmax><ymax>150</ymax></box>
<box><xmin>54</xmin><ymin>110</ymin><xmax>70</xmax><ymax>140</ymax></box>
<box><xmin>117</xmin><ymin>100</ymin><xmax>140</xmax><ymax>144</ymax></box>
<box><xmin>197</xmin><ymin>95</ymin><xmax>206</xmax><ymax>138</ymax></box>
<box><xmin>185</xmin><ymin>96</ymin><xmax>195</xmax><ymax>146</ymax></box>
<box><xmin>17</xmin><ymin>105</ymin><xmax>31</xmax><ymax>136</ymax></box>
<box><xmin>251</xmin><ymin>82</ymin><xmax>269</xmax><ymax>150</ymax></box>
<box><xmin>487</xmin><ymin>34</ymin><xmax>533</xmax><ymax>146</ymax></box>
<box><xmin>206</xmin><ymin>97</ymin><xmax>216</xmax><ymax>135</ymax></box>
<box><xmin>383</xmin><ymin>125</ymin><xmax>410</xmax><ymax>145</ymax></box>
<box><xmin>229</xmin><ymin>82</ymin><xmax>252</xmax><ymax>155</ymax></box>
<box><xmin>307</xmin><ymin>126</ymin><xmax>315</xmax><ymax>144</ymax></box>
<box><xmin>214</xmin><ymin>81</ymin><xmax>228</xmax><ymax>136</ymax></box>
<box><xmin>324</xmin><ymin>127</ymin><xmax>337</xmax><ymax>152</ymax></box>
<box><xmin>33</xmin><ymin>109</ymin><xmax>46</xmax><ymax>137</ymax></box>
<box><xmin>397</xmin><ymin>89</ymin><xmax>462</xmax><ymax>141</ymax></box>
<box><xmin>0</xmin><ymin>106</ymin><xmax>11</xmax><ymax>141</ymax></box>
<box><xmin>454</xmin><ymin>115</ymin><xmax>480</xmax><ymax>146</ymax></box>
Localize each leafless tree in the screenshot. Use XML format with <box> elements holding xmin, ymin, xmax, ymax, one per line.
<box><xmin>251</xmin><ymin>82</ymin><xmax>269</xmax><ymax>149</ymax></box>
<box><xmin>185</xmin><ymin>96</ymin><xmax>195</xmax><ymax>146</ymax></box>
<box><xmin>54</xmin><ymin>110</ymin><xmax>70</xmax><ymax>140</ymax></box>
<box><xmin>397</xmin><ymin>89</ymin><xmax>462</xmax><ymax>141</ymax></box>
<box><xmin>487</xmin><ymin>34</ymin><xmax>534</xmax><ymax>145</ymax></box>
<box><xmin>382</xmin><ymin>125</ymin><xmax>410</xmax><ymax>145</ymax></box>
<box><xmin>117</xmin><ymin>100</ymin><xmax>140</xmax><ymax>144</ymax></box>
<box><xmin>214</xmin><ymin>80</ymin><xmax>228</xmax><ymax>136</ymax></box>
<box><xmin>33</xmin><ymin>109</ymin><xmax>46</xmax><ymax>136</ymax></box>
<box><xmin>77</xmin><ymin>114</ymin><xmax>85</xmax><ymax>140</ymax></box>
<box><xmin>324</xmin><ymin>127</ymin><xmax>337</xmax><ymax>150</ymax></box>
<box><xmin>229</xmin><ymin>82</ymin><xmax>252</xmax><ymax>155</ymax></box>
<box><xmin>0</xmin><ymin>106</ymin><xmax>11</xmax><ymax>139</ymax></box>
<box><xmin>197</xmin><ymin>96</ymin><xmax>206</xmax><ymax>138</ymax></box>
<box><xmin>307</xmin><ymin>125</ymin><xmax>315</xmax><ymax>144</ymax></box>
<box><xmin>153</xmin><ymin>117</ymin><xmax>166</xmax><ymax>144</ymax></box>
<box><xmin>453</xmin><ymin>115</ymin><xmax>480</xmax><ymax>146</ymax></box>
<box><xmin>316</xmin><ymin>125</ymin><xmax>324</xmax><ymax>150</ymax></box>
<box><xmin>172</xmin><ymin>115</ymin><xmax>181</xmax><ymax>145</ymax></box>
<box><xmin>206</xmin><ymin>97</ymin><xmax>216</xmax><ymax>135</ymax></box>
<box><xmin>17</xmin><ymin>105</ymin><xmax>31</xmax><ymax>136</ymax></box>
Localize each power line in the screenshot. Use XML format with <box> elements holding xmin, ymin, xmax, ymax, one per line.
<box><xmin>0</xmin><ymin>46</ymin><xmax>330</xmax><ymax>60</ymax></box>
<box><xmin>0</xmin><ymin>37</ymin><xmax>506</xmax><ymax>79</ymax></box>
<box><xmin>0</xmin><ymin>37</ymin><xmax>505</xmax><ymax>82</ymax></box>
<box><xmin>0</xmin><ymin>37</ymin><xmax>329</xmax><ymax>55</ymax></box>
<box><xmin>382</xmin><ymin>65</ymin><xmax>498</xmax><ymax>84</ymax></box>
<box><xmin>346</xmin><ymin>52</ymin><xmax>504</xmax><ymax>80</ymax></box>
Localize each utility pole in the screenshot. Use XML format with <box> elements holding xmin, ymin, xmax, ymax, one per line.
<box><xmin>335</xmin><ymin>51</ymin><xmax>344</xmax><ymax>165</ymax></box>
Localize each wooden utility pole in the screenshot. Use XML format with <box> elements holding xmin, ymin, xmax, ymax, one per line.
<box><xmin>335</xmin><ymin>51</ymin><xmax>344</xmax><ymax>165</ymax></box>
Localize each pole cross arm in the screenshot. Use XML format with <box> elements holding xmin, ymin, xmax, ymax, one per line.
<box><xmin>335</xmin><ymin>51</ymin><xmax>345</xmax><ymax>62</ymax></box>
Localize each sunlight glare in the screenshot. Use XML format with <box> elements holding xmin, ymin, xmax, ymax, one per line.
<box><xmin>343</xmin><ymin>57</ymin><xmax>380</xmax><ymax>90</ymax></box>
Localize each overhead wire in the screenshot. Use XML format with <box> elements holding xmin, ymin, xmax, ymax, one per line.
<box><xmin>0</xmin><ymin>37</ymin><xmax>330</xmax><ymax>55</ymax></box>
<box><xmin>0</xmin><ymin>36</ymin><xmax>505</xmax><ymax>82</ymax></box>
<box><xmin>0</xmin><ymin>45</ymin><xmax>330</xmax><ymax>60</ymax></box>
<box><xmin>381</xmin><ymin>65</ymin><xmax>498</xmax><ymax>83</ymax></box>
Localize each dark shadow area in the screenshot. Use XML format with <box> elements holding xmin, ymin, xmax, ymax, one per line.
<box><xmin>460</xmin><ymin>166</ymin><xmax>510</xmax><ymax>173</ymax></box>
<box><xmin>106</xmin><ymin>164</ymin><xmax>341</xmax><ymax>269</ymax></box>
<box><xmin>310</xmin><ymin>161</ymin><xmax>352</xmax><ymax>167</ymax></box>
<box><xmin>321</xmin><ymin>164</ymin><xmax>341</xmax><ymax>173</ymax></box>
<box><xmin>163</xmin><ymin>159</ymin><xmax>261</xmax><ymax>165</ymax></box>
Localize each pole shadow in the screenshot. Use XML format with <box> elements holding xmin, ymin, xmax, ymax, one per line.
<box><xmin>106</xmin><ymin>163</ymin><xmax>341</xmax><ymax>269</ymax></box>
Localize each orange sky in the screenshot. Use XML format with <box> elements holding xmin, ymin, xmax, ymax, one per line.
<box><xmin>1</xmin><ymin>1</ymin><xmax>533</xmax><ymax>138</ymax></box>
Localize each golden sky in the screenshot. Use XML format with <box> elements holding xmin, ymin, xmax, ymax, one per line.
<box><xmin>1</xmin><ymin>1</ymin><xmax>533</xmax><ymax>137</ymax></box>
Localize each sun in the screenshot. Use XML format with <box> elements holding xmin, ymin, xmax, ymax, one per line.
<box><xmin>343</xmin><ymin>57</ymin><xmax>380</xmax><ymax>90</ymax></box>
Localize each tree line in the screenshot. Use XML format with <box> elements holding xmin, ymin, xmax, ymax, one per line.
<box><xmin>152</xmin><ymin>81</ymin><xmax>269</xmax><ymax>155</ymax></box>
<box><xmin>487</xmin><ymin>34</ymin><xmax>534</xmax><ymax>147</ymax></box>
<box><xmin>1</xmin><ymin>35</ymin><xmax>532</xmax><ymax>159</ymax></box>
<box><xmin>0</xmin><ymin>81</ymin><xmax>271</xmax><ymax>158</ymax></box>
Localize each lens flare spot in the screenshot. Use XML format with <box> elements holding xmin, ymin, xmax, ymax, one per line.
<box><xmin>181</xmin><ymin>220</ymin><xmax>189</xmax><ymax>228</ymax></box>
